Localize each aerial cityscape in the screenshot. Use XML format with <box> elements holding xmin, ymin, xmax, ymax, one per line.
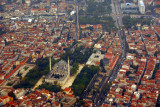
<box><xmin>0</xmin><ymin>0</ymin><xmax>160</xmax><ymax>106</ymax></box>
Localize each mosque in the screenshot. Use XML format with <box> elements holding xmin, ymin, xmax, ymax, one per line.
<box><xmin>45</xmin><ymin>58</ymin><xmax>70</xmax><ymax>85</ymax></box>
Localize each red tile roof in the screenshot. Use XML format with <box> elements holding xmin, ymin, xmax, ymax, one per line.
<box><xmin>63</xmin><ymin>87</ymin><xmax>71</xmax><ymax>92</ymax></box>
<box><xmin>109</xmin><ymin>55</ymin><xmax>119</xmax><ymax>71</ymax></box>
<box><xmin>0</xmin><ymin>80</ymin><xmax>4</xmax><ymax>85</ymax></box>
<box><xmin>104</xmin><ymin>53</ymin><xmax>114</xmax><ymax>59</ymax></box>
<box><xmin>4</xmin><ymin>65</ymin><xmax>20</xmax><ymax>79</ymax></box>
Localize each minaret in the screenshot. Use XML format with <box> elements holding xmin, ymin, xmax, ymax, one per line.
<box><xmin>49</xmin><ymin>56</ymin><xmax>51</xmax><ymax>71</ymax></box>
<box><xmin>55</xmin><ymin>10</ymin><xmax>58</xmax><ymax>21</ymax></box>
<box><xmin>76</xmin><ymin>5</ymin><xmax>80</xmax><ymax>40</ymax></box>
<box><xmin>68</xmin><ymin>57</ymin><xmax>70</xmax><ymax>76</ymax></box>
<box><xmin>49</xmin><ymin>46</ymin><xmax>51</xmax><ymax>72</ymax></box>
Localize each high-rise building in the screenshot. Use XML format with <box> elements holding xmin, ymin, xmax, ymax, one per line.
<box><xmin>25</xmin><ymin>0</ymin><xmax>31</xmax><ymax>6</ymax></box>
<box><xmin>138</xmin><ymin>0</ymin><xmax>145</xmax><ymax>14</ymax></box>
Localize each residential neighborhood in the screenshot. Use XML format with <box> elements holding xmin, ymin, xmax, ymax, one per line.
<box><xmin>0</xmin><ymin>0</ymin><xmax>160</xmax><ymax>106</ymax></box>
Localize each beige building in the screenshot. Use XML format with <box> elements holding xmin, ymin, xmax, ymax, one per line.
<box><xmin>61</xmin><ymin>97</ymin><xmax>76</xmax><ymax>107</ymax></box>
<box><xmin>45</xmin><ymin>60</ymin><xmax>70</xmax><ymax>85</ymax></box>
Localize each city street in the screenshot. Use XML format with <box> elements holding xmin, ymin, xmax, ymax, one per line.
<box><xmin>111</xmin><ymin>0</ymin><xmax>123</xmax><ymax>28</ymax></box>
<box><xmin>94</xmin><ymin>0</ymin><xmax>127</xmax><ymax>106</ymax></box>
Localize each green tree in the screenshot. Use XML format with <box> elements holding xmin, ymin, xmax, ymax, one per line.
<box><xmin>38</xmin><ymin>83</ymin><xmax>62</xmax><ymax>93</ymax></box>
<box><xmin>71</xmin><ymin>65</ymin><xmax>99</xmax><ymax>96</ymax></box>
<box><xmin>7</xmin><ymin>82</ymin><xmax>13</xmax><ymax>86</ymax></box>
<box><xmin>123</xmin><ymin>16</ymin><xmax>151</xmax><ymax>29</ymax></box>
<box><xmin>8</xmin><ymin>91</ymin><xmax>16</xmax><ymax>100</ymax></box>
<box><xmin>14</xmin><ymin>58</ymin><xmax>59</xmax><ymax>89</ymax></box>
<box><xmin>100</xmin><ymin>59</ymin><xmax>103</xmax><ymax>67</ymax></box>
<box><xmin>7</xmin><ymin>0</ymin><xmax>12</xmax><ymax>4</ymax></box>
<box><xmin>145</xmin><ymin>34</ymin><xmax>151</xmax><ymax>37</ymax></box>
<box><xmin>125</xmin><ymin>71</ymin><xmax>131</xmax><ymax>76</ymax></box>
<box><xmin>0</xmin><ymin>5</ymin><xmax>5</xmax><ymax>12</ymax></box>
<box><xmin>77</xmin><ymin>100</ymin><xmax>85</xmax><ymax>106</ymax></box>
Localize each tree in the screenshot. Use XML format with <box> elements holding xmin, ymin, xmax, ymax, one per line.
<box><xmin>125</xmin><ymin>71</ymin><xmax>131</xmax><ymax>76</ymax></box>
<box><xmin>86</xmin><ymin>26</ymin><xmax>94</xmax><ymax>31</ymax></box>
<box><xmin>13</xmin><ymin>0</ymin><xmax>17</xmax><ymax>2</ymax></box>
<box><xmin>71</xmin><ymin>65</ymin><xmax>99</xmax><ymax>96</ymax></box>
<box><xmin>97</xmin><ymin>88</ymin><xmax>100</xmax><ymax>93</ymax></box>
<box><xmin>7</xmin><ymin>82</ymin><xmax>13</xmax><ymax>86</ymax></box>
<box><xmin>93</xmin><ymin>90</ymin><xmax>96</xmax><ymax>95</ymax></box>
<box><xmin>122</xmin><ymin>89</ymin><xmax>126</xmax><ymax>96</ymax></box>
<box><xmin>155</xmin><ymin>51</ymin><xmax>160</xmax><ymax>57</ymax></box>
<box><xmin>0</xmin><ymin>5</ymin><xmax>5</xmax><ymax>12</ymax></box>
<box><xmin>7</xmin><ymin>0</ymin><xmax>12</xmax><ymax>4</ymax></box>
<box><xmin>22</xmin><ymin>0</ymin><xmax>25</xmax><ymax>4</ymax></box>
<box><xmin>8</xmin><ymin>91</ymin><xmax>16</xmax><ymax>100</ymax></box>
<box><xmin>14</xmin><ymin>58</ymin><xmax>59</xmax><ymax>89</ymax></box>
<box><xmin>13</xmin><ymin>65</ymin><xmax>16</xmax><ymax>69</ymax></box>
<box><xmin>100</xmin><ymin>59</ymin><xmax>106</xmax><ymax>72</ymax></box>
<box><xmin>100</xmin><ymin>59</ymin><xmax>104</xmax><ymax>67</ymax></box>
<box><xmin>79</xmin><ymin>9</ymin><xmax>85</xmax><ymax>15</ymax></box>
<box><xmin>122</xmin><ymin>16</ymin><xmax>151</xmax><ymax>29</ymax></box>
<box><xmin>62</xmin><ymin>43</ymin><xmax>65</xmax><ymax>46</ymax></box>
<box><xmin>17</xmin><ymin>72</ymin><xmax>22</xmax><ymax>80</ymax></box>
<box><xmin>38</xmin><ymin>83</ymin><xmax>62</xmax><ymax>93</ymax></box>
<box><xmin>77</xmin><ymin>100</ymin><xmax>85</xmax><ymax>106</ymax></box>
<box><xmin>0</xmin><ymin>28</ymin><xmax>6</xmax><ymax>35</ymax></box>
<box><xmin>122</xmin><ymin>16</ymin><xmax>133</xmax><ymax>29</ymax></box>
<box><xmin>145</xmin><ymin>34</ymin><xmax>151</xmax><ymax>37</ymax></box>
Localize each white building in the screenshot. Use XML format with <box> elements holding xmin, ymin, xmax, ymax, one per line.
<box><xmin>86</xmin><ymin>51</ymin><xmax>104</xmax><ymax>66</ymax></box>
<box><xmin>13</xmin><ymin>89</ymin><xmax>27</xmax><ymax>99</ymax></box>
<box><xmin>138</xmin><ymin>0</ymin><xmax>145</xmax><ymax>14</ymax></box>
<box><xmin>25</xmin><ymin>0</ymin><xmax>31</xmax><ymax>6</ymax></box>
<box><xmin>17</xmin><ymin>0</ymin><xmax>22</xmax><ymax>4</ymax></box>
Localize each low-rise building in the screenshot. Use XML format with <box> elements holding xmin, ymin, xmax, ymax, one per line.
<box><xmin>86</xmin><ymin>51</ymin><xmax>104</xmax><ymax>66</ymax></box>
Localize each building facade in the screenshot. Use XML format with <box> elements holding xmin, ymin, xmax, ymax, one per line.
<box><xmin>139</xmin><ymin>0</ymin><xmax>145</xmax><ymax>14</ymax></box>
<box><xmin>45</xmin><ymin>60</ymin><xmax>70</xmax><ymax>85</ymax></box>
<box><xmin>121</xmin><ymin>3</ymin><xmax>138</xmax><ymax>14</ymax></box>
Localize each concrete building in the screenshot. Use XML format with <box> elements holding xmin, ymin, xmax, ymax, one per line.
<box><xmin>86</xmin><ymin>51</ymin><xmax>104</xmax><ymax>66</ymax></box>
<box><xmin>95</xmin><ymin>0</ymin><xmax>104</xmax><ymax>2</ymax></box>
<box><xmin>17</xmin><ymin>0</ymin><xmax>22</xmax><ymax>4</ymax></box>
<box><xmin>45</xmin><ymin>60</ymin><xmax>70</xmax><ymax>85</ymax></box>
<box><xmin>121</xmin><ymin>3</ymin><xmax>138</xmax><ymax>14</ymax></box>
<box><xmin>25</xmin><ymin>0</ymin><xmax>31</xmax><ymax>6</ymax></box>
<box><xmin>138</xmin><ymin>0</ymin><xmax>145</xmax><ymax>14</ymax></box>
<box><xmin>61</xmin><ymin>97</ymin><xmax>76</xmax><ymax>107</ymax></box>
<box><xmin>13</xmin><ymin>89</ymin><xmax>27</xmax><ymax>99</ymax></box>
<box><xmin>25</xmin><ymin>0</ymin><xmax>32</xmax><ymax>6</ymax></box>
